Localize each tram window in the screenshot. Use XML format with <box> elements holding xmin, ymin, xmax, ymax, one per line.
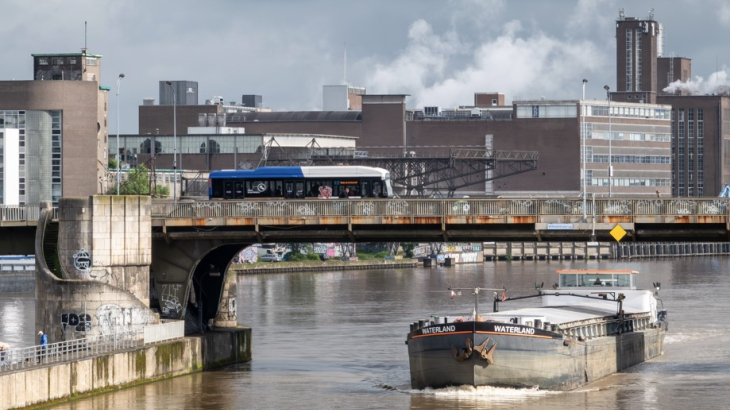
<box><xmin>247</xmin><ymin>180</ymin><xmax>269</xmax><ymax>196</ymax></box>
<box><xmin>274</xmin><ymin>183</ymin><xmax>283</xmax><ymax>197</ymax></box>
<box><xmin>212</xmin><ymin>180</ymin><xmax>224</xmax><ymax>198</ymax></box>
<box><xmin>362</xmin><ymin>181</ymin><xmax>371</xmax><ymax>198</ymax></box>
<box><xmin>373</xmin><ymin>181</ymin><xmax>382</xmax><ymax>197</ymax></box>
<box><xmin>285</xmin><ymin>182</ymin><xmax>294</xmax><ymax>198</ymax></box>
<box><xmin>295</xmin><ymin>182</ymin><xmax>305</xmax><ymax>198</ymax></box>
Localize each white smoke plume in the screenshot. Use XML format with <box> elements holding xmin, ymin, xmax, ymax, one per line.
<box><xmin>663</xmin><ymin>69</ymin><xmax>730</xmax><ymax>96</ymax></box>
<box><xmin>365</xmin><ymin>19</ymin><xmax>607</xmax><ymax>109</ymax></box>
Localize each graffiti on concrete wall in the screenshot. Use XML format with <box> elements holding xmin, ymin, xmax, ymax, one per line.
<box><xmin>160</xmin><ymin>283</ymin><xmax>183</xmax><ymax>318</ymax></box>
<box><xmin>88</xmin><ymin>268</ymin><xmax>118</xmax><ymax>285</ymax></box>
<box><xmin>61</xmin><ymin>313</ymin><xmax>92</xmax><ymax>332</ymax></box>
<box><xmin>73</xmin><ymin>249</ymin><xmax>92</xmax><ymax>273</ymax></box>
<box><xmin>228</xmin><ymin>297</ymin><xmax>236</xmax><ymax>319</ymax></box>
<box><xmin>95</xmin><ymin>303</ymin><xmax>151</xmax><ymax>335</ymax></box>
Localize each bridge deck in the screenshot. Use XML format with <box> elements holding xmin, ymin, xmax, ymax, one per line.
<box><xmin>3</xmin><ymin>198</ymin><xmax>728</xmax><ymax>242</ymax></box>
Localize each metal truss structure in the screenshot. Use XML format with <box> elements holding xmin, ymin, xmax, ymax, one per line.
<box><xmin>257</xmin><ymin>138</ymin><xmax>539</xmax><ymax>198</ymax></box>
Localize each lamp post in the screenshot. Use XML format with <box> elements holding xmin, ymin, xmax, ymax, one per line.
<box><xmin>604</xmin><ymin>85</ymin><xmax>612</xmax><ymax>197</ymax></box>
<box><xmin>165</xmin><ymin>81</ymin><xmax>177</xmax><ymax>203</ymax></box>
<box><xmin>116</xmin><ymin>73</ymin><xmax>125</xmax><ymax>195</ymax></box>
<box><xmin>582</xmin><ymin>78</ymin><xmax>588</xmax><ymax>222</ymax></box>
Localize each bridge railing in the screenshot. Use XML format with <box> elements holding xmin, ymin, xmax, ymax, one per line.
<box><xmin>0</xmin><ymin>205</ymin><xmax>41</xmax><ymax>222</ymax></box>
<box><xmin>150</xmin><ymin>198</ymin><xmax>730</xmax><ymax>219</ymax></box>
<box><xmin>0</xmin><ymin>321</ymin><xmax>185</xmax><ymax>373</ymax></box>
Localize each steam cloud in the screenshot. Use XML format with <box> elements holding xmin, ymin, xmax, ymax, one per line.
<box><xmin>663</xmin><ymin>69</ymin><xmax>730</xmax><ymax>96</ymax></box>
<box><xmin>365</xmin><ymin>19</ymin><xmax>607</xmax><ymax>108</ymax></box>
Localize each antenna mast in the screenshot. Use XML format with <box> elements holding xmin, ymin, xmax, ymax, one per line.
<box><xmin>82</xmin><ymin>21</ymin><xmax>88</xmax><ymax>54</ymax></box>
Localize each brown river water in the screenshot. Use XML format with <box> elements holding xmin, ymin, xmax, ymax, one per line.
<box><xmin>1</xmin><ymin>258</ymin><xmax>729</xmax><ymax>409</ymax></box>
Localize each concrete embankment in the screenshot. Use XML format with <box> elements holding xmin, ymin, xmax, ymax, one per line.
<box><xmin>0</xmin><ymin>327</ymin><xmax>251</xmax><ymax>410</ymax></box>
<box><xmin>233</xmin><ymin>259</ymin><xmax>418</xmax><ymax>274</ymax></box>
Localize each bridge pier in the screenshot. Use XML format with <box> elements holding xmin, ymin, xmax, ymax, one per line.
<box><xmin>36</xmin><ymin>197</ymin><xmax>159</xmax><ymax>343</ymax></box>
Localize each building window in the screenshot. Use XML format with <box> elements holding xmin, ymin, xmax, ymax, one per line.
<box><xmin>636</xmin><ymin>29</ymin><xmax>642</xmax><ymax>91</ymax></box>
<box><xmin>38</xmin><ymin>58</ymin><xmax>48</xmax><ymax>65</ymax></box>
<box><xmin>626</xmin><ymin>29</ymin><xmax>633</xmax><ymax>91</ymax></box>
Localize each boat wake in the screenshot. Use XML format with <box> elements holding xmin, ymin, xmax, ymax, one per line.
<box><xmin>376</xmin><ymin>383</ymin><xmax>558</xmax><ymax>401</ymax></box>
<box><xmin>664</xmin><ymin>328</ymin><xmax>725</xmax><ymax>344</ymax></box>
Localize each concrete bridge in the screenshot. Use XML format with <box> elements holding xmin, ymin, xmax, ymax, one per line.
<box><xmin>3</xmin><ymin>195</ymin><xmax>730</xmax><ymax>347</ymax></box>
<box><xmin>152</xmin><ymin>197</ymin><xmax>730</xmax><ymax>242</ymax></box>
<box><xmin>4</xmin><ymin>196</ymin><xmax>730</xmax><ymax>248</ymax></box>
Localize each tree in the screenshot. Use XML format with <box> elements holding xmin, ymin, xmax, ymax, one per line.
<box><xmin>152</xmin><ymin>184</ymin><xmax>170</xmax><ymax>198</ymax></box>
<box><xmin>401</xmin><ymin>242</ymin><xmax>417</xmax><ymax>258</ymax></box>
<box><xmin>108</xmin><ymin>158</ymin><xmax>117</xmax><ymax>170</ymax></box>
<box><xmin>114</xmin><ymin>164</ymin><xmax>151</xmax><ymax>195</ymax></box>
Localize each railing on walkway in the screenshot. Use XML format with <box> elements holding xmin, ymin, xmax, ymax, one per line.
<box><xmin>0</xmin><ymin>205</ymin><xmax>42</xmax><ymax>222</ymax></box>
<box><xmin>144</xmin><ymin>320</ymin><xmax>185</xmax><ymax>344</ymax></box>
<box><xmin>149</xmin><ymin>197</ymin><xmax>730</xmax><ymax>219</ymax></box>
<box><xmin>0</xmin><ymin>321</ymin><xmax>184</xmax><ymax>373</ymax></box>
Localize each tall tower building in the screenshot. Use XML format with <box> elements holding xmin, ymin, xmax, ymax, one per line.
<box><xmin>159</xmin><ymin>81</ymin><xmax>198</xmax><ymax>106</ymax></box>
<box><xmin>613</xmin><ymin>11</ymin><xmax>662</xmax><ymax>103</ymax></box>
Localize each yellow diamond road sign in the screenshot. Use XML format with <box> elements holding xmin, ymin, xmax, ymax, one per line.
<box><xmin>610</xmin><ymin>224</ymin><xmax>627</xmax><ymax>242</ymax></box>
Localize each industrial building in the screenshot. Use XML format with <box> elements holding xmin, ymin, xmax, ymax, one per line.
<box><xmin>0</xmin><ymin>50</ymin><xmax>109</xmax><ymax>204</ymax></box>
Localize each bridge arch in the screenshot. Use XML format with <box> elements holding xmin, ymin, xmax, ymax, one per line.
<box><xmin>151</xmin><ymin>239</ymin><xmax>246</xmax><ymax>332</ymax></box>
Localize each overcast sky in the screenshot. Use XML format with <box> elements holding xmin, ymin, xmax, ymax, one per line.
<box><xmin>3</xmin><ymin>0</ymin><xmax>730</xmax><ymax>133</ymax></box>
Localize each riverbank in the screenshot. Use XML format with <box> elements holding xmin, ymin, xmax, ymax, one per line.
<box><xmin>0</xmin><ymin>327</ymin><xmax>251</xmax><ymax>410</ymax></box>
<box><xmin>232</xmin><ymin>259</ymin><xmax>418</xmax><ymax>274</ymax></box>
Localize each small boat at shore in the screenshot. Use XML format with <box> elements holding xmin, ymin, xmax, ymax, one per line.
<box><xmin>406</xmin><ymin>269</ymin><xmax>668</xmax><ymax>391</ymax></box>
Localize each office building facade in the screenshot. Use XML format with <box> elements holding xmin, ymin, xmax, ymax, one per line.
<box><xmin>0</xmin><ymin>51</ymin><xmax>108</xmax><ymax>204</ymax></box>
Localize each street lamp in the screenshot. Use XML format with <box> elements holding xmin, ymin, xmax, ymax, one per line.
<box><xmin>582</xmin><ymin>78</ymin><xmax>588</xmax><ymax>222</ymax></box>
<box><xmin>604</xmin><ymin>85</ymin><xmax>612</xmax><ymax>197</ymax></box>
<box><xmin>165</xmin><ymin>81</ymin><xmax>177</xmax><ymax>203</ymax></box>
<box><xmin>116</xmin><ymin>73</ymin><xmax>125</xmax><ymax>195</ymax></box>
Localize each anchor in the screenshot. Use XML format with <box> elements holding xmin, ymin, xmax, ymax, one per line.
<box><xmin>474</xmin><ymin>337</ymin><xmax>497</xmax><ymax>364</ymax></box>
<box><xmin>451</xmin><ymin>337</ymin><xmax>474</xmax><ymax>362</ymax></box>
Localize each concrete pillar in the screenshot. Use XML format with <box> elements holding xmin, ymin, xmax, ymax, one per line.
<box><xmin>36</xmin><ymin>197</ymin><xmax>159</xmax><ymax>342</ymax></box>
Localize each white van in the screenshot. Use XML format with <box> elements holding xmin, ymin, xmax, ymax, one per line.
<box><xmin>259</xmin><ymin>253</ymin><xmax>282</xmax><ymax>262</ymax></box>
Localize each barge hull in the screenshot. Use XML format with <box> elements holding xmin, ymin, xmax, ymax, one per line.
<box><xmin>408</xmin><ymin>327</ymin><xmax>665</xmax><ymax>391</ymax></box>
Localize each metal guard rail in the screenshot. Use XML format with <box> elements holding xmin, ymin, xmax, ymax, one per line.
<box><xmin>0</xmin><ymin>321</ymin><xmax>184</xmax><ymax>373</ymax></box>
<box><xmin>149</xmin><ymin>198</ymin><xmax>730</xmax><ymax>219</ymax></box>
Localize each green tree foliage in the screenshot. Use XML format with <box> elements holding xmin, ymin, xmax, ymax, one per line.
<box><xmin>119</xmin><ymin>165</ymin><xmax>151</xmax><ymax>195</ymax></box>
<box><xmin>152</xmin><ymin>184</ymin><xmax>170</xmax><ymax>198</ymax></box>
<box><xmin>401</xmin><ymin>242</ymin><xmax>417</xmax><ymax>258</ymax></box>
<box><xmin>108</xmin><ymin>158</ymin><xmax>118</xmax><ymax>170</ymax></box>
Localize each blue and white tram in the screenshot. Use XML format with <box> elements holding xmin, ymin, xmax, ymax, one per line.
<box><xmin>208</xmin><ymin>166</ymin><xmax>393</xmax><ymax>199</ymax></box>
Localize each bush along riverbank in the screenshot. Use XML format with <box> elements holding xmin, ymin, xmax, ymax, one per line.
<box><xmin>232</xmin><ymin>258</ymin><xmax>418</xmax><ymax>274</ymax></box>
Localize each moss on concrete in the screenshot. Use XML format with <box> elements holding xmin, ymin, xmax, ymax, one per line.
<box><xmin>135</xmin><ymin>349</ymin><xmax>146</xmax><ymax>378</ymax></box>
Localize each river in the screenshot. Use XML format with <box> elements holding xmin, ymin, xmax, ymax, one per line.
<box><xmin>1</xmin><ymin>258</ymin><xmax>729</xmax><ymax>409</ymax></box>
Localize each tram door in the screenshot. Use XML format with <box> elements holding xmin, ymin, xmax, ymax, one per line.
<box><xmin>224</xmin><ymin>181</ymin><xmax>234</xmax><ymax>199</ymax></box>
<box><xmin>284</xmin><ymin>181</ymin><xmax>294</xmax><ymax>198</ymax></box>
<box><xmin>234</xmin><ymin>181</ymin><xmax>244</xmax><ymax>199</ymax></box>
